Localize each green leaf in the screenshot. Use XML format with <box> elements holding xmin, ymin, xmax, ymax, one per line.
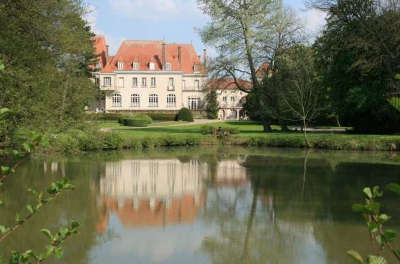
<box><xmin>363</xmin><ymin>187</ymin><xmax>373</xmax><ymax>199</ymax></box>
<box><xmin>366</xmin><ymin>255</ymin><xmax>387</xmax><ymax>264</ymax></box>
<box><xmin>347</xmin><ymin>250</ymin><xmax>364</xmax><ymax>263</ymax></box>
<box><xmin>53</xmin><ymin>247</ymin><xmax>64</xmax><ymax>259</ymax></box>
<box><xmin>372</xmin><ymin>186</ymin><xmax>383</xmax><ymax>197</ymax></box>
<box><xmin>375</xmin><ymin>235</ymin><xmax>383</xmax><ymax>246</ymax></box>
<box><xmin>382</xmin><ymin>230</ymin><xmax>396</xmax><ymax>243</ymax></box>
<box><xmin>352</xmin><ymin>203</ymin><xmax>365</xmax><ymax>213</ymax></box>
<box><xmin>387</xmin><ymin>183</ymin><xmax>400</xmax><ymax>196</ymax></box>
<box><xmin>368</xmin><ymin>222</ymin><xmax>378</xmax><ymax>233</ymax></box>
<box><xmin>22</xmin><ymin>143</ymin><xmax>32</xmax><ymax>153</ymax></box>
<box><xmin>378</xmin><ymin>214</ymin><xmax>391</xmax><ymax>222</ymax></box>
<box><xmin>0</xmin><ymin>225</ymin><xmax>9</xmax><ymax>234</ymax></box>
<box><xmin>71</xmin><ymin>221</ymin><xmax>79</xmax><ymax>229</ymax></box>
<box><xmin>26</xmin><ymin>205</ymin><xmax>34</xmax><ymax>214</ymax></box>
<box><xmin>40</xmin><ymin>229</ymin><xmax>53</xmax><ymax>240</ymax></box>
<box><xmin>1</xmin><ymin>166</ymin><xmax>10</xmax><ymax>174</ymax></box>
<box><xmin>15</xmin><ymin>214</ymin><xmax>24</xmax><ymax>224</ymax></box>
<box><xmin>365</xmin><ymin>201</ymin><xmax>380</xmax><ymax>215</ymax></box>
<box><xmin>0</xmin><ymin>200</ymin><xmax>3</xmax><ymax>207</ymax></box>
<box><xmin>396</xmin><ymin>74</ymin><xmax>400</xmax><ymax>80</ymax></box>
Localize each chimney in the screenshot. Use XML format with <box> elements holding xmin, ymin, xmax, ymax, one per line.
<box><xmin>203</xmin><ymin>49</ymin><xmax>207</xmax><ymax>70</ymax></box>
<box><xmin>178</xmin><ymin>46</ymin><xmax>182</xmax><ymax>70</ymax></box>
<box><xmin>162</xmin><ymin>42</ymin><xmax>166</xmax><ymax>70</ymax></box>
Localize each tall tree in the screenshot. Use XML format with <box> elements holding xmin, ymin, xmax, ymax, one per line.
<box><xmin>0</xmin><ymin>0</ymin><xmax>97</xmax><ymax>129</ymax></box>
<box><xmin>311</xmin><ymin>0</ymin><xmax>400</xmax><ymax>133</ymax></box>
<box><xmin>198</xmin><ymin>0</ymin><xmax>304</xmax><ymax>131</ymax></box>
<box><xmin>205</xmin><ymin>90</ymin><xmax>220</xmax><ymax>119</ymax></box>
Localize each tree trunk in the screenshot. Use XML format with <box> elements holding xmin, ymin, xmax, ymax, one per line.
<box><xmin>303</xmin><ymin>118</ymin><xmax>310</xmax><ymax>148</ymax></box>
<box><xmin>263</xmin><ymin>120</ymin><xmax>272</xmax><ymax>132</ymax></box>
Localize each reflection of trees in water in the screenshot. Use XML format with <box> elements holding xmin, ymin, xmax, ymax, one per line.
<box><xmin>201</xmin><ymin>153</ymin><xmax>400</xmax><ymax>264</ymax></box>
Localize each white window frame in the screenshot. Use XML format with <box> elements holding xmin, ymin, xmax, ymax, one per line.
<box><xmin>166</xmin><ymin>94</ymin><xmax>176</xmax><ymax>107</ymax></box>
<box><xmin>133</xmin><ymin>62</ymin><xmax>139</xmax><ymax>70</ymax></box>
<box><xmin>117</xmin><ymin>61</ymin><xmax>124</xmax><ymax>70</ymax></box>
<box><xmin>194</xmin><ymin>64</ymin><xmax>200</xmax><ymax>73</ymax></box>
<box><xmin>231</xmin><ymin>96</ymin><xmax>236</xmax><ymax>102</ymax></box>
<box><xmin>149</xmin><ymin>62</ymin><xmax>155</xmax><ymax>71</ymax></box>
<box><xmin>168</xmin><ymin>78</ymin><xmax>174</xmax><ymax>91</ymax></box>
<box><xmin>112</xmin><ymin>94</ymin><xmax>122</xmax><ymax>107</ymax></box>
<box><xmin>103</xmin><ymin>77</ymin><xmax>112</xmax><ymax>87</ymax></box>
<box><xmin>132</xmin><ymin>77</ymin><xmax>138</xmax><ymax>88</ymax></box>
<box><xmin>117</xmin><ymin>77</ymin><xmax>124</xmax><ymax>88</ymax></box>
<box><xmin>188</xmin><ymin>97</ymin><xmax>200</xmax><ymax>110</ymax></box>
<box><xmin>131</xmin><ymin>94</ymin><xmax>140</xmax><ymax>107</ymax></box>
<box><xmin>151</xmin><ymin>77</ymin><xmax>156</xmax><ymax>88</ymax></box>
<box><xmin>166</xmin><ymin>63</ymin><xmax>172</xmax><ymax>71</ymax></box>
<box><xmin>149</xmin><ymin>94</ymin><xmax>159</xmax><ymax>107</ymax></box>
<box><xmin>223</xmin><ymin>96</ymin><xmax>227</xmax><ymax>102</ymax></box>
<box><xmin>142</xmin><ymin>77</ymin><xmax>147</xmax><ymax>88</ymax></box>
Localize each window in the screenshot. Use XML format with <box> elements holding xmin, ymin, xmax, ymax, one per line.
<box><xmin>223</xmin><ymin>96</ymin><xmax>227</xmax><ymax>102</ymax></box>
<box><xmin>132</xmin><ymin>77</ymin><xmax>138</xmax><ymax>88</ymax></box>
<box><xmin>167</xmin><ymin>94</ymin><xmax>176</xmax><ymax>107</ymax></box>
<box><xmin>118</xmin><ymin>77</ymin><xmax>124</xmax><ymax>88</ymax></box>
<box><xmin>194</xmin><ymin>64</ymin><xmax>200</xmax><ymax>73</ymax></box>
<box><xmin>188</xmin><ymin>97</ymin><xmax>200</xmax><ymax>110</ymax></box>
<box><xmin>151</xmin><ymin>77</ymin><xmax>156</xmax><ymax>88</ymax></box>
<box><xmin>166</xmin><ymin>63</ymin><xmax>172</xmax><ymax>71</ymax></box>
<box><xmin>194</xmin><ymin>80</ymin><xmax>200</xmax><ymax>90</ymax></box>
<box><xmin>103</xmin><ymin>77</ymin><xmax>112</xmax><ymax>87</ymax></box>
<box><xmin>117</xmin><ymin>61</ymin><xmax>124</xmax><ymax>70</ymax></box>
<box><xmin>112</xmin><ymin>94</ymin><xmax>122</xmax><ymax>107</ymax></box>
<box><xmin>149</xmin><ymin>94</ymin><xmax>158</xmax><ymax>107</ymax></box>
<box><xmin>131</xmin><ymin>94</ymin><xmax>140</xmax><ymax>107</ymax></box>
<box><xmin>149</xmin><ymin>62</ymin><xmax>155</xmax><ymax>71</ymax></box>
<box><xmin>142</xmin><ymin>77</ymin><xmax>147</xmax><ymax>88</ymax></box>
<box><xmin>133</xmin><ymin>62</ymin><xmax>139</xmax><ymax>70</ymax></box>
<box><xmin>182</xmin><ymin>80</ymin><xmax>186</xmax><ymax>90</ymax></box>
<box><xmin>168</xmin><ymin>78</ymin><xmax>174</xmax><ymax>91</ymax></box>
<box><xmin>231</xmin><ymin>96</ymin><xmax>236</xmax><ymax>102</ymax></box>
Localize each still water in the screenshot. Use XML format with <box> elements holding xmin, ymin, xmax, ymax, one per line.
<box><xmin>1</xmin><ymin>147</ymin><xmax>399</xmax><ymax>264</ymax></box>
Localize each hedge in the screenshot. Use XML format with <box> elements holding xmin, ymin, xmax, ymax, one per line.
<box><xmin>176</xmin><ymin>108</ymin><xmax>194</xmax><ymax>122</ymax></box>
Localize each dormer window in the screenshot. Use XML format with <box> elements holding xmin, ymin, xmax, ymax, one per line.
<box><xmin>194</xmin><ymin>64</ymin><xmax>200</xmax><ymax>73</ymax></box>
<box><xmin>117</xmin><ymin>61</ymin><xmax>124</xmax><ymax>70</ymax></box>
<box><xmin>166</xmin><ymin>63</ymin><xmax>171</xmax><ymax>71</ymax></box>
<box><xmin>133</xmin><ymin>62</ymin><xmax>139</xmax><ymax>70</ymax></box>
<box><xmin>149</xmin><ymin>62</ymin><xmax>155</xmax><ymax>71</ymax></box>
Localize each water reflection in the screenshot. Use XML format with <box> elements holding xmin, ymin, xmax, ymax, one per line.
<box><xmin>97</xmin><ymin>159</ymin><xmax>208</xmax><ymax>230</ymax></box>
<box><xmin>1</xmin><ymin>148</ymin><xmax>399</xmax><ymax>264</ymax></box>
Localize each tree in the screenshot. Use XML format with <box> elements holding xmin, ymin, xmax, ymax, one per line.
<box><xmin>278</xmin><ymin>45</ymin><xmax>326</xmax><ymax>146</ymax></box>
<box><xmin>197</xmin><ymin>0</ymin><xmax>303</xmax><ymax>131</ymax></box>
<box><xmin>0</xmin><ymin>0</ymin><xmax>97</xmax><ymax>130</ymax></box>
<box><xmin>205</xmin><ymin>90</ymin><xmax>220</xmax><ymax>119</ymax></box>
<box><xmin>311</xmin><ymin>0</ymin><xmax>400</xmax><ymax>133</ymax></box>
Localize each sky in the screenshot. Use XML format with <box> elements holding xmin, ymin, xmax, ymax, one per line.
<box><xmin>84</xmin><ymin>0</ymin><xmax>326</xmax><ymax>55</ymax></box>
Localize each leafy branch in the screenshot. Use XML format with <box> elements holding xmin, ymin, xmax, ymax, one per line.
<box><xmin>7</xmin><ymin>221</ymin><xmax>80</xmax><ymax>264</ymax></box>
<box><xmin>0</xmin><ymin>179</ymin><xmax>75</xmax><ymax>243</ymax></box>
<box><xmin>348</xmin><ymin>183</ymin><xmax>400</xmax><ymax>264</ymax></box>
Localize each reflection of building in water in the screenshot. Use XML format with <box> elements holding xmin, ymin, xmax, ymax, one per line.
<box><xmin>212</xmin><ymin>160</ymin><xmax>248</xmax><ymax>186</ymax></box>
<box><xmin>97</xmin><ymin>159</ymin><xmax>208</xmax><ymax>231</ymax></box>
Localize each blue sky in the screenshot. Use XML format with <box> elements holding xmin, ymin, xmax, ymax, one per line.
<box><xmin>85</xmin><ymin>0</ymin><xmax>326</xmax><ymax>55</ymax></box>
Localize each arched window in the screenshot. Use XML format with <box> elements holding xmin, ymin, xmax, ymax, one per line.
<box><xmin>149</xmin><ymin>94</ymin><xmax>158</xmax><ymax>107</ymax></box>
<box><xmin>149</xmin><ymin>62</ymin><xmax>155</xmax><ymax>71</ymax></box>
<box><xmin>112</xmin><ymin>94</ymin><xmax>122</xmax><ymax>107</ymax></box>
<box><xmin>166</xmin><ymin>94</ymin><xmax>176</xmax><ymax>107</ymax></box>
<box><xmin>131</xmin><ymin>94</ymin><xmax>140</xmax><ymax>107</ymax></box>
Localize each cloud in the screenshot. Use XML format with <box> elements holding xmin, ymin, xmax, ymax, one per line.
<box><xmin>108</xmin><ymin>0</ymin><xmax>204</xmax><ymax>20</ymax></box>
<box><xmin>299</xmin><ymin>9</ymin><xmax>327</xmax><ymax>35</ymax></box>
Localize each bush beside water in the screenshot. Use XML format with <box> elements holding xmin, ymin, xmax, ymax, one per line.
<box><xmin>176</xmin><ymin>108</ymin><xmax>194</xmax><ymax>122</ymax></box>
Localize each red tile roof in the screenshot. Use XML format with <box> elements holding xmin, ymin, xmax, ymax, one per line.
<box><xmin>100</xmin><ymin>40</ymin><xmax>205</xmax><ymax>74</ymax></box>
<box><xmin>93</xmin><ymin>36</ymin><xmax>108</xmax><ymax>69</ymax></box>
<box><xmin>206</xmin><ymin>78</ymin><xmax>252</xmax><ymax>91</ymax></box>
<box><xmin>256</xmin><ymin>62</ymin><xmax>272</xmax><ymax>78</ymax></box>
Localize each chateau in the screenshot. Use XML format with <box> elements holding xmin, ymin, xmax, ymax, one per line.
<box><xmin>92</xmin><ymin>36</ymin><xmax>250</xmax><ymax>120</ymax></box>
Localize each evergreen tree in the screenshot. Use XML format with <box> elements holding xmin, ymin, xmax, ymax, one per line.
<box><xmin>205</xmin><ymin>90</ymin><xmax>219</xmax><ymax>119</ymax></box>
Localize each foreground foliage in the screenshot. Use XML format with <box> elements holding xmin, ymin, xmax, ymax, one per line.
<box><xmin>348</xmin><ymin>184</ymin><xmax>400</xmax><ymax>263</ymax></box>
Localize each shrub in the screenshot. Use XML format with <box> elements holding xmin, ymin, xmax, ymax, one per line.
<box><xmin>225</xmin><ymin>127</ymin><xmax>240</xmax><ymax>135</ymax></box>
<box><xmin>121</xmin><ymin>114</ymin><xmax>152</xmax><ymax>127</ymax></box>
<box><xmin>103</xmin><ymin>132</ymin><xmax>124</xmax><ymax>150</ymax></box>
<box><xmin>200</xmin><ymin>125</ymin><xmax>214</xmax><ymax>135</ymax></box>
<box><xmin>147</xmin><ymin>112</ymin><xmax>176</xmax><ymax>121</ymax></box>
<box><xmin>176</xmin><ymin>108</ymin><xmax>194</xmax><ymax>122</ymax></box>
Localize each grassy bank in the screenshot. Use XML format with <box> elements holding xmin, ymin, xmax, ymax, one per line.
<box><xmin>20</xmin><ymin>121</ymin><xmax>400</xmax><ymax>154</ymax></box>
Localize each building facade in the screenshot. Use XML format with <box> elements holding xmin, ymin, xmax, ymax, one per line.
<box><xmin>93</xmin><ymin>37</ymin><xmax>208</xmax><ymax>112</ymax></box>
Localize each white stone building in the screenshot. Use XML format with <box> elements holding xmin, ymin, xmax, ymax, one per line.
<box><xmin>92</xmin><ymin>37</ymin><xmax>208</xmax><ymax>112</ymax></box>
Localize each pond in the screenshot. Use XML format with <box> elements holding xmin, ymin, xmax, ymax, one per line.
<box><xmin>0</xmin><ymin>147</ymin><xmax>399</xmax><ymax>264</ymax></box>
